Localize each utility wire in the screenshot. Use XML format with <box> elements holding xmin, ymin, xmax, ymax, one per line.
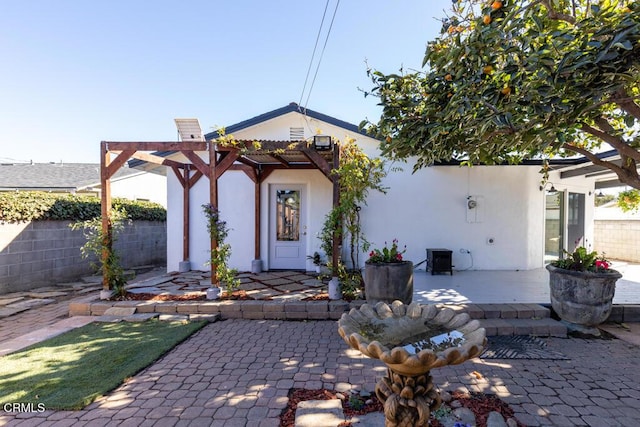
<box><xmin>298</xmin><ymin>0</ymin><xmax>330</xmax><ymax>110</ymax></box>
<box><xmin>299</xmin><ymin>0</ymin><xmax>341</xmax><ymax>113</ymax></box>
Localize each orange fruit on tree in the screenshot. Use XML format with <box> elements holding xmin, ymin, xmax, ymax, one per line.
<box><xmin>483</xmin><ymin>15</ymin><xmax>492</xmax><ymax>24</ymax></box>
<box><xmin>491</xmin><ymin>1</ymin><xmax>502</xmax><ymax>10</ymax></box>
<box><xmin>445</xmin><ymin>74</ymin><xmax>453</xmax><ymax>81</ymax></box>
<box><xmin>483</xmin><ymin>65</ymin><xmax>494</xmax><ymax>74</ymax></box>
<box><xmin>501</xmin><ymin>86</ymin><xmax>511</xmax><ymax>95</ymax></box>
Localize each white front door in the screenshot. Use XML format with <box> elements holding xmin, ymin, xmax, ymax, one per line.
<box><xmin>269</xmin><ymin>185</ymin><xmax>307</xmax><ymax>270</ymax></box>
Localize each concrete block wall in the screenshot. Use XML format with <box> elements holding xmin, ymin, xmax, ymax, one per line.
<box><xmin>594</xmin><ymin>220</ymin><xmax>640</xmax><ymax>263</ymax></box>
<box><xmin>0</xmin><ymin>220</ymin><xmax>166</xmax><ymax>293</ymax></box>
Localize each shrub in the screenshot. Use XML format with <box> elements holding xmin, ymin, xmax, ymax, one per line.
<box><xmin>0</xmin><ymin>192</ymin><xmax>166</xmax><ymax>223</ymax></box>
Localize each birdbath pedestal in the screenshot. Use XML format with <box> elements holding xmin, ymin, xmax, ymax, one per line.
<box><xmin>338</xmin><ymin>301</ymin><xmax>486</xmax><ymax>427</ymax></box>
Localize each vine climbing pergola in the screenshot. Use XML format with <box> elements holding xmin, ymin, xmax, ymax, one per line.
<box><xmin>99</xmin><ymin>138</ymin><xmax>341</xmax><ymax>291</ymax></box>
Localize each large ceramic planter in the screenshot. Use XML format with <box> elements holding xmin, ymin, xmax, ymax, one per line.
<box><xmin>546</xmin><ymin>264</ymin><xmax>621</xmax><ymax>327</ymax></box>
<box><xmin>364</xmin><ymin>261</ymin><xmax>413</xmax><ymax>305</ymax></box>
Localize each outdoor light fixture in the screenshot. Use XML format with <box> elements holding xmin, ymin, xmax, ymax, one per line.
<box><xmin>539</xmin><ymin>182</ymin><xmax>558</xmax><ymax>193</ymax></box>
<box><xmin>312</xmin><ymin>135</ymin><xmax>332</xmax><ymax>151</ymax></box>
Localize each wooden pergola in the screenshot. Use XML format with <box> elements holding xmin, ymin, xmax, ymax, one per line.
<box><xmin>99</xmin><ymin>139</ymin><xmax>341</xmax><ymax>290</ymax></box>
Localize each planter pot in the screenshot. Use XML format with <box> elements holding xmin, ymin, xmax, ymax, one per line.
<box><xmin>364</xmin><ymin>261</ymin><xmax>413</xmax><ymax>305</ymax></box>
<box><xmin>328</xmin><ymin>277</ymin><xmax>342</xmax><ymax>300</ymax></box>
<box><xmin>206</xmin><ymin>287</ymin><xmax>221</xmax><ymax>300</ymax></box>
<box><xmin>546</xmin><ymin>264</ymin><xmax>621</xmax><ymax>329</ymax></box>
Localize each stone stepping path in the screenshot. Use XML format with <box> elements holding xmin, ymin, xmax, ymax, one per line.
<box><xmin>117</xmin><ymin>270</ymin><xmax>328</xmax><ymax>301</ymax></box>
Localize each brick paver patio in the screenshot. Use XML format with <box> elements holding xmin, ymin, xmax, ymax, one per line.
<box><xmin>2</xmin><ymin>320</ymin><xmax>640</xmax><ymax>426</ymax></box>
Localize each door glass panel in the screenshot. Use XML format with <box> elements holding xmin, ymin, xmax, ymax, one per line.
<box><xmin>544</xmin><ymin>192</ymin><xmax>563</xmax><ymax>262</ymax></box>
<box><xmin>567</xmin><ymin>192</ymin><xmax>585</xmax><ymax>250</ymax></box>
<box><xmin>276</xmin><ymin>190</ymin><xmax>300</xmax><ymax>241</ymax></box>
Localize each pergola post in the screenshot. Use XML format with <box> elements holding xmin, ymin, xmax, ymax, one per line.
<box><xmin>181</xmin><ymin>166</ymin><xmax>191</xmax><ymax>272</ymax></box>
<box><xmin>209</xmin><ymin>142</ymin><xmax>218</xmax><ymax>285</ymax></box>
<box><xmin>331</xmin><ymin>143</ymin><xmax>341</xmax><ymax>278</ymax></box>
<box><xmin>99</xmin><ymin>141</ymin><xmax>113</xmax><ymax>297</ymax></box>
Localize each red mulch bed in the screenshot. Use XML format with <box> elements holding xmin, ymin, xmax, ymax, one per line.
<box><xmin>279</xmin><ymin>388</ymin><xmax>524</xmax><ymax>427</ymax></box>
<box><xmin>279</xmin><ymin>388</ymin><xmax>383</xmax><ymax>427</ymax></box>
<box><xmin>301</xmin><ymin>293</ymin><xmax>360</xmax><ymax>302</ymax></box>
<box><xmin>112</xmin><ymin>290</ymin><xmax>257</xmax><ymax>301</ymax></box>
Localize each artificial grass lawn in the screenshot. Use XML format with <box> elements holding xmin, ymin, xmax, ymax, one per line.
<box><xmin>0</xmin><ymin>320</ymin><xmax>206</xmax><ymax>410</ymax></box>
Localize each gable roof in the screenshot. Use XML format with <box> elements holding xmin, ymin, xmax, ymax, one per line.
<box><xmin>204</xmin><ymin>102</ymin><xmax>370</xmax><ymax>140</ymax></box>
<box><xmin>128</xmin><ymin>102</ymin><xmax>371</xmax><ymax>169</ymax></box>
<box><xmin>0</xmin><ymin>162</ymin><xmax>141</xmax><ymax>192</ymax></box>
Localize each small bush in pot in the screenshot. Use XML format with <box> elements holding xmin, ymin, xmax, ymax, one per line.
<box><xmin>364</xmin><ymin>239</ymin><xmax>413</xmax><ymax>305</ymax></box>
<box><xmin>547</xmin><ymin>246</ymin><xmax>621</xmax><ymax>333</ymax></box>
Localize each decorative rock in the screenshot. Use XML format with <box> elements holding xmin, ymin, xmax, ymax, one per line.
<box><xmin>294</xmin><ymin>399</ymin><xmax>344</xmax><ymax>427</ymax></box>
<box><xmin>335</xmin><ymin>392</ymin><xmax>346</xmax><ymax>401</ymax></box>
<box><xmin>487</xmin><ymin>411</ymin><xmax>508</xmax><ymax>427</ymax></box>
<box><xmin>452</xmin><ymin>407</ymin><xmax>476</xmax><ymax>426</ymax></box>
<box><xmin>506</xmin><ymin>418</ymin><xmax>519</xmax><ymax>427</ymax></box>
<box><xmin>440</xmin><ymin>390</ymin><xmax>452</xmax><ymax>403</ymax></box>
<box><xmin>449</xmin><ymin>399</ymin><xmax>462</xmax><ymax>409</ymax></box>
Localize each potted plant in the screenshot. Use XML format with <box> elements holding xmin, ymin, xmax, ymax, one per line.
<box><xmin>364</xmin><ymin>239</ymin><xmax>413</xmax><ymax>304</ymax></box>
<box><xmin>546</xmin><ymin>246</ymin><xmax>622</xmax><ymax>334</ymax></box>
<box><xmin>307</xmin><ymin>251</ymin><xmax>324</xmax><ymax>273</ymax></box>
<box><xmin>203</xmin><ymin>204</ymin><xmax>240</xmax><ymax>299</ymax></box>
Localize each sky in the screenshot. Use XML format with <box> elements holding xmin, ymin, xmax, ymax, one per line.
<box><xmin>0</xmin><ymin>0</ymin><xmax>453</xmax><ymax>164</ymax></box>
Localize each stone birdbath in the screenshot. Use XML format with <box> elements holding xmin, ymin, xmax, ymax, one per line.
<box><xmin>338</xmin><ymin>301</ymin><xmax>486</xmax><ymax>427</ymax></box>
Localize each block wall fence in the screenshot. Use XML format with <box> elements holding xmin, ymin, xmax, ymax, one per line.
<box><xmin>594</xmin><ymin>219</ymin><xmax>640</xmax><ymax>263</ymax></box>
<box><xmin>0</xmin><ymin>220</ymin><xmax>166</xmax><ymax>293</ymax></box>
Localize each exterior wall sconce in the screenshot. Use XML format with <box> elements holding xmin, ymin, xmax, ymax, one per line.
<box><xmin>539</xmin><ymin>182</ymin><xmax>557</xmax><ymax>193</ymax></box>
<box><xmin>312</xmin><ymin>135</ymin><xmax>333</xmax><ymax>151</ymax></box>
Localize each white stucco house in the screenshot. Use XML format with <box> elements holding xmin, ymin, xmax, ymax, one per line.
<box><xmin>129</xmin><ymin>103</ymin><xmax>619</xmax><ymax>273</ymax></box>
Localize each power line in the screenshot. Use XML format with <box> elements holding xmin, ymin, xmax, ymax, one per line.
<box><xmin>298</xmin><ymin>0</ymin><xmax>330</xmax><ymax>109</ymax></box>
<box><xmin>299</xmin><ymin>0</ymin><xmax>341</xmax><ymax>113</ymax></box>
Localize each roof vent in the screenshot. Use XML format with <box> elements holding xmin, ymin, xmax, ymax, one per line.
<box><xmin>290</xmin><ymin>127</ymin><xmax>304</xmax><ymax>141</ymax></box>
<box><xmin>175</xmin><ymin>118</ymin><xmax>204</xmax><ymax>142</ymax></box>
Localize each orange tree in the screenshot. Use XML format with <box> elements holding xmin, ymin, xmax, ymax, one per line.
<box><xmin>364</xmin><ymin>1</ymin><xmax>640</xmax><ymax>191</ymax></box>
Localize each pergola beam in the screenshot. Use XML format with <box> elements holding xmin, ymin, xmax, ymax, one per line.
<box><xmin>131</xmin><ymin>151</ymin><xmax>186</xmax><ymax>169</ymax></box>
<box><xmin>105</xmin><ymin>141</ymin><xmax>207</xmax><ymax>151</ymax></box>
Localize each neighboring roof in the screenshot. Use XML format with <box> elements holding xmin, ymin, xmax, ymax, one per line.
<box><xmin>204</xmin><ymin>102</ymin><xmax>369</xmax><ymax>140</ymax></box>
<box><xmin>0</xmin><ymin>162</ymin><xmax>142</xmax><ymax>192</ymax></box>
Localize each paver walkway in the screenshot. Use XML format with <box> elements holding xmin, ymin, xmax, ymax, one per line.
<box><xmin>2</xmin><ymin>269</ymin><xmax>640</xmax><ymax>426</ymax></box>
<box><xmin>2</xmin><ymin>319</ymin><xmax>640</xmax><ymax>426</ymax></box>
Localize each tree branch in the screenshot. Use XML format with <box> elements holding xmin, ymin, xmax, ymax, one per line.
<box><xmin>540</xmin><ymin>0</ymin><xmax>576</xmax><ymax>24</ymax></box>
<box><xmin>563</xmin><ymin>141</ymin><xmax>640</xmax><ymax>190</ymax></box>
<box><xmin>613</xmin><ymin>89</ymin><xmax>640</xmax><ymax>120</ymax></box>
<box><xmin>581</xmin><ymin>120</ymin><xmax>640</xmax><ymax>163</ymax></box>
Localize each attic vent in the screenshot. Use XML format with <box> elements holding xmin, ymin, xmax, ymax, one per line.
<box><xmin>175</xmin><ymin>118</ymin><xmax>204</xmax><ymax>141</ymax></box>
<box><xmin>290</xmin><ymin>127</ymin><xmax>304</xmax><ymax>141</ymax></box>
